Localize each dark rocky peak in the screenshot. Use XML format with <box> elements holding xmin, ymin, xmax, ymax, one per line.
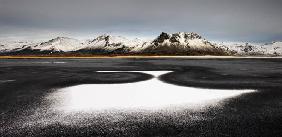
<box><xmin>153</xmin><ymin>32</ymin><xmax>171</xmax><ymax>43</ymax></box>
<box><xmin>153</xmin><ymin>32</ymin><xmax>203</xmax><ymax>45</ymax></box>
<box><xmin>50</xmin><ymin>37</ymin><xmax>71</xmax><ymax>42</ymax></box>
<box><xmin>93</xmin><ymin>35</ymin><xmax>111</xmax><ymax>42</ymax></box>
<box><xmin>184</xmin><ymin>32</ymin><xmax>202</xmax><ymax>39</ymax></box>
<box><xmin>171</xmin><ymin>32</ymin><xmax>202</xmax><ymax>41</ymax></box>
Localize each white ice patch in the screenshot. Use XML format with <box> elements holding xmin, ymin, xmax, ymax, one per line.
<box><xmin>48</xmin><ymin>71</ymin><xmax>255</xmax><ymax>112</ymax></box>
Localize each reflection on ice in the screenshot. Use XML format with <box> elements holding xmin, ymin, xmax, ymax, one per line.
<box><xmin>96</xmin><ymin>71</ymin><xmax>171</xmax><ymax>77</ymax></box>
<box><xmin>50</xmin><ymin>71</ymin><xmax>255</xmax><ymax>111</ymax></box>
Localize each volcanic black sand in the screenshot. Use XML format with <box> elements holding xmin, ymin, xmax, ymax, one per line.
<box><xmin>0</xmin><ymin>58</ymin><xmax>282</xmax><ymax>137</ymax></box>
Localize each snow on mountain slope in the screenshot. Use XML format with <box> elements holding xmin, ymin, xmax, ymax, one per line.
<box><xmin>0</xmin><ymin>40</ymin><xmax>37</xmax><ymax>52</ymax></box>
<box><xmin>215</xmin><ymin>41</ymin><xmax>282</xmax><ymax>56</ymax></box>
<box><xmin>263</xmin><ymin>42</ymin><xmax>282</xmax><ymax>55</ymax></box>
<box><xmin>82</xmin><ymin>35</ymin><xmax>145</xmax><ymax>52</ymax></box>
<box><xmin>30</xmin><ymin>37</ymin><xmax>84</xmax><ymax>52</ymax></box>
<box><xmin>215</xmin><ymin>42</ymin><xmax>263</xmax><ymax>55</ymax></box>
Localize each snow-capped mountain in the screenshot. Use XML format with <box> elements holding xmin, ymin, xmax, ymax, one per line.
<box><xmin>215</xmin><ymin>41</ymin><xmax>282</xmax><ymax>56</ymax></box>
<box><xmin>30</xmin><ymin>37</ymin><xmax>84</xmax><ymax>52</ymax></box>
<box><xmin>0</xmin><ymin>40</ymin><xmax>37</xmax><ymax>53</ymax></box>
<box><xmin>142</xmin><ymin>32</ymin><xmax>228</xmax><ymax>55</ymax></box>
<box><xmin>78</xmin><ymin>35</ymin><xmax>146</xmax><ymax>54</ymax></box>
<box><xmin>263</xmin><ymin>42</ymin><xmax>282</xmax><ymax>55</ymax></box>
<box><xmin>0</xmin><ymin>37</ymin><xmax>85</xmax><ymax>55</ymax></box>
<box><xmin>0</xmin><ymin>32</ymin><xmax>281</xmax><ymax>56</ymax></box>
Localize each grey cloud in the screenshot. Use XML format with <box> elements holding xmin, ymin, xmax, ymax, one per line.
<box><xmin>0</xmin><ymin>0</ymin><xmax>282</xmax><ymax>42</ymax></box>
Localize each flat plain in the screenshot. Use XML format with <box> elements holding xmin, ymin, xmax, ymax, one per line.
<box><xmin>0</xmin><ymin>58</ymin><xmax>282</xmax><ymax>137</ymax></box>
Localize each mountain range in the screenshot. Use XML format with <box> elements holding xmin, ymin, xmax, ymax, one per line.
<box><xmin>1</xmin><ymin>32</ymin><xmax>282</xmax><ymax>56</ymax></box>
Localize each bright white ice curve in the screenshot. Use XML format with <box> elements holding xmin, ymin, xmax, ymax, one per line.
<box><xmin>49</xmin><ymin>71</ymin><xmax>255</xmax><ymax>111</ymax></box>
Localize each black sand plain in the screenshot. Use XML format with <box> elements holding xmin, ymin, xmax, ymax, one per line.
<box><xmin>0</xmin><ymin>58</ymin><xmax>282</xmax><ymax>137</ymax></box>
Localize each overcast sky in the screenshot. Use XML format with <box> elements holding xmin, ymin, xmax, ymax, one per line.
<box><xmin>0</xmin><ymin>0</ymin><xmax>282</xmax><ymax>42</ymax></box>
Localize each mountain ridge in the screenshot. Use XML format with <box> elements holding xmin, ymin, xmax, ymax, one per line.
<box><xmin>1</xmin><ymin>32</ymin><xmax>282</xmax><ymax>56</ymax></box>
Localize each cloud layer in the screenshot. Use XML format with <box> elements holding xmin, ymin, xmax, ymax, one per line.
<box><xmin>1</xmin><ymin>0</ymin><xmax>282</xmax><ymax>42</ymax></box>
